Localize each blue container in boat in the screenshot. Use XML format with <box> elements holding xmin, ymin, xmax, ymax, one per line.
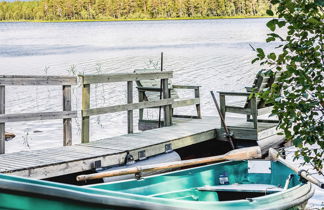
<box><xmin>219</xmin><ymin>173</ymin><xmax>229</xmax><ymax>185</ymax></box>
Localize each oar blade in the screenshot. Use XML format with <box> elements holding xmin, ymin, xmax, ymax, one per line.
<box><xmin>224</xmin><ymin>146</ymin><xmax>262</xmax><ymax>161</ymax></box>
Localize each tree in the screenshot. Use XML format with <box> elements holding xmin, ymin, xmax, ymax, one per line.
<box><xmin>253</xmin><ymin>0</ymin><xmax>323</xmax><ymax>173</ymax></box>
<box><xmin>0</xmin><ymin>0</ymin><xmax>272</xmax><ymax>21</ymax></box>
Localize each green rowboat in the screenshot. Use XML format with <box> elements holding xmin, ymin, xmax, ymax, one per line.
<box><xmin>0</xmin><ymin>160</ymin><xmax>314</xmax><ymax>210</ymax></box>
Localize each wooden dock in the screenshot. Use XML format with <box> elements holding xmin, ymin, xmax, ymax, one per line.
<box><xmin>0</xmin><ymin>116</ymin><xmax>283</xmax><ymax>179</ymax></box>
<box><xmin>0</xmin><ymin>72</ymin><xmax>284</xmax><ymax>180</ymax></box>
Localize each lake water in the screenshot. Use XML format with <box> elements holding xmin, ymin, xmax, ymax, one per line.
<box><xmin>0</xmin><ymin>19</ymin><xmax>322</xmax><ymax>207</ymax></box>
<box><xmin>0</xmin><ymin>18</ymin><xmax>274</xmax><ymax>150</ymax></box>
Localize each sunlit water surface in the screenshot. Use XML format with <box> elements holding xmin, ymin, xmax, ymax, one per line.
<box><xmin>0</xmin><ymin>19</ymin><xmax>322</xmax><ymax>207</ymax></box>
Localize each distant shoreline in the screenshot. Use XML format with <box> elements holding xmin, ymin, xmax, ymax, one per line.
<box><xmin>0</xmin><ymin>15</ymin><xmax>272</xmax><ymax>23</ymax></box>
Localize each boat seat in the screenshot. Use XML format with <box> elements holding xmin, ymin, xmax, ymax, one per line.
<box><xmin>196</xmin><ymin>184</ymin><xmax>282</xmax><ymax>194</ymax></box>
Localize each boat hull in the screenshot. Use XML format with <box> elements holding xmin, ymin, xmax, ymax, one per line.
<box><xmin>0</xmin><ymin>160</ymin><xmax>314</xmax><ymax>210</ymax></box>
<box><xmin>90</xmin><ymin>160</ymin><xmax>315</xmax><ymax>210</ymax></box>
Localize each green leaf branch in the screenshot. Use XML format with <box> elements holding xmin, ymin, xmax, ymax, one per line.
<box><xmin>254</xmin><ymin>0</ymin><xmax>324</xmax><ymax>174</ymax></box>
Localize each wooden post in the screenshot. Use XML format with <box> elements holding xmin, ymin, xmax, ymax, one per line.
<box><xmin>0</xmin><ymin>85</ymin><xmax>4</xmax><ymax>154</ymax></box>
<box><xmin>158</xmin><ymin>52</ymin><xmax>164</xmax><ymax>128</ymax></box>
<box><xmin>162</xmin><ymin>79</ymin><xmax>172</xmax><ymax>126</ymax></box>
<box><xmin>251</xmin><ymin>97</ymin><xmax>258</xmax><ymax>129</ymax></box>
<box><xmin>219</xmin><ymin>93</ymin><xmax>226</xmax><ymax>128</ymax></box>
<box><xmin>138</xmin><ymin>90</ymin><xmax>144</xmax><ymax>121</ymax></box>
<box><xmin>63</xmin><ymin>85</ymin><xmax>72</xmax><ymax>146</ymax></box>
<box><xmin>195</xmin><ymin>87</ymin><xmax>201</xmax><ymax>119</ymax></box>
<box><xmin>127</xmin><ymin>81</ymin><xmax>133</xmax><ymax>134</ymax></box>
<box><xmin>82</xmin><ymin>84</ymin><xmax>90</xmax><ymax>143</ymax></box>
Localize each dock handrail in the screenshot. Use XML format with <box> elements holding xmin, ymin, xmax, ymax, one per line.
<box><xmin>79</xmin><ymin>71</ymin><xmax>174</xmax><ymax>143</ymax></box>
<box><xmin>0</xmin><ymin>75</ymin><xmax>77</xmax><ymax>154</ymax></box>
<box><xmin>0</xmin><ymin>72</ymin><xmax>176</xmax><ymax>153</ymax></box>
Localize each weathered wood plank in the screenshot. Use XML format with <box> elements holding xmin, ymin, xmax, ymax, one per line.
<box><xmin>251</xmin><ymin>97</ymin><xmax>258</xmax><ymax>129</ymax></box>
<box><xmin>137</xmin><ymin>87</ymin><xmax>161</xmax><ymax>92</ymax></box>
<box><xmin>30</xmin><ymin>149</ymin><xmax>93</xmax><ymax>161</ymax></box>
<box><xmin>0</xmin><ymin>75</ymin><xmax>77</xmax><ymax>86</ymax></box>
<box><xmin>0</xmin><ymin>146</ymin><xmax>123</xmax><ymax>172</ymax></box>
<box><xmin>172</xmin><ymin>85</ymin><xmax>200</xmax><ymax>89</ymax></box>
<box><xmin>218</xmin><ymin>92</ymin><xmax>250</xmax><ymax>96</ymax></box>
<box><xmin>138</xmin><ymin>90</ymin><xmax>144</xmax><ymax>120</ymax></box>
<box><xmin>80</xmin><ymin>71</ymin><xmax>173</xmax><ymax>84</ymax></box>
<box><xmin>82</xmin><ymin>139</ymin><xmax>155</xmax><ymax>151</ymax></box>
<box><xmin>172</xmin><ymin>98</ymin><xmax>200</xmax><ymax>108</ymax></box>
<box><xmin>219</xmin><ymin>127</ymin><xmax>257</xmax><ymax>141</ymax></box>
<box><xmin>31</xmin><ymin>146</ymin><xmax>123</xmax><ymax>159</ymax></box>
<box><xmin>0</xmin><ymin>155</ymin><xmax>56</xmax><ymax>169</ymax></box>
<box><xmin>2</xmin><ymin>152</ymin><xmax>126</xmax><ymax>179</ymax></box>
<box><xmin>195</xmin><ymin>87</ymin><xmax>201</xmax><ymax>119</ymax></box>
<box><xmin>0</xmin><ymin>151</ymin><xmax>76</xmax><ymax>169</ymax></box>
<box><xmin>172</xmin><ymin>130</ymin><xmax>217</xmax><ymax>149</ymax></box>
<box><xmin>84</xmin><ymin>141</ymin><xmax>172</xmax><ymax>162</ymax></box>
<box><xmin>63</xmin><ymin>85</ymin><xmax>72</xmax><ymax>146</ymax></box>
<box><xmin>0</xmin><ymin>111</ymin><xmax>77</xmax><ymax>123</ymax></box>
<box><xmin>0</xmin><ymin>155</ymin><xmax>41</xmax><ymax>168</ymax></box>
<box><xmin>127</xmin><ymin>81</ymin><xmax>133</xmax><ymax>134</ymax></box>
<box><xmin>0</xmin><ymin>150</ymin><xmax>84</xmax><ymax>165</ymax></box>
<box><xmin>0</xmin><ymin>116</ymin><xmax>279</xmax><ymax>179</ymax></box>
<box><xmin>143</xmin><ymin>129</ymin><xmax>193</xmax><ymax>140</ymax></box>
<box><xmin>83</xmin><ymin>98</ymin><xmax>174</xmax><ymax>117</ymax></box>
<box><xmin>220</xmin><ymin>94</ymin><xmax>226</xmax><ymax>124</ymax></box>
<box><xmin>142</xmin><ymin>126</ymin><xmax>215</xmax><ymax>142</ymax></box>
<box><xmin>162</xmin><ymin>79</ymin><xmax>172</xmax><ymax>126</ymax></box>
<box><xmin>81</xmin><ymin>84</ymin><xmax>90</xmax><ymax>143</ymax></box>
<box><xmin>89</xmin><ymin>134</ymin><xmax>169</xmax><ymax>147</ymax></box>
<box><xmin>225</xmin><ymin>106</ymin><xmax>252</xmax><ymax>115</ymax></box>
<box><xmin>0</xmin><ymin>86</ymin><xmax>4</xmax><ymax>154</ymax></box>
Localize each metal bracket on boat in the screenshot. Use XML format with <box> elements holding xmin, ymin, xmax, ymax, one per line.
<box><xmin>138</xmin><ymin>150</ymin><xmax>147</xmax><ymax>160</ymax></box>
<box><xmin>125</xmin><ymin>152</ymin><xmax>135</xmax><ymax>165</ymax></box>
<box><xmin>165</xmin><ymin>143</ymin><xmax>173</xmax><ymax>153</ymax></box>
<box><xmin>279</xmin><ymin>148</ymin><xmax>286</xmax><ymax>159</ymax></box>
<box><xmin>223</xmin><ymin>132</ymin><xmax>234</xmax><ymax>138</ymax></box>
<box><xmin>92</xmin><ymin>160</ymin><xmax>102</xmax><ymax>170</ymax></box>
<box><xmin>135</xmin><ymin>171</ymin><xmax>143</xmax><ymax>180</ymax></box>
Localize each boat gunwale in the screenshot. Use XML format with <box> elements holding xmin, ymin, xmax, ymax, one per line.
<box><xmin>0</xmin><ymin>174</ymin><xmax>182</xmax><ymax>210</ymax></box>
<box><xmin>0</xmin><ymin>160</ymin><xmax>315</xmax><ymax>210</ymax></box>
<box><xmin>87</xmin><ymin>160</ymin><xmax>315</xmax><ymax>209</ymax></box>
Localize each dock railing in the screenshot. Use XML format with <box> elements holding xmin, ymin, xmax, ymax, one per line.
<box><xmin>79</xmin><ymin>71</ymin><xmax>174</xmax><ymax>143</ymax></box>
<box><xmin>0</xmin><ymin>71</ymin><xmax>197</xmax><ymax>154</ymax></box>
<box><xmin>0</xmin><ymin>75</ymin><xmax>78</xmax><ymax>154</ymax></box>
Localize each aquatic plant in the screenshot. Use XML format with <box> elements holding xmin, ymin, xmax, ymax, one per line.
<box><xmin>22</xmin><ymin>128</ymin><xmax>31</xmax><ymax>149</ymax></box>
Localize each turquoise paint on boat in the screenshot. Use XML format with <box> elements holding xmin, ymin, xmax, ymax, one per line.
<box><xmin>0</xmin><ymin>160</ymin><xmax>314</xmax><ymax>209</ymax></box>
<box><xmin>89</xmin><ymin>160</ymin><xmax>314</xmax><ymax>209</ymax></box>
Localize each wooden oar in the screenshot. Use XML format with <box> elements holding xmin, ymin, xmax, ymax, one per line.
<box><xmin>269</xmin><ymin>148</ymin><xmax>324</xmax><ymax>189</ymax></box>
<box><xmin>76</xmin><ymin>146</ymin><xmax>261</xmax><ymax>182</ymax></box>
<box><xmin>210</xmin><ymin>91</ymin><xmax>235</xmax><ymax>149</ymax></box>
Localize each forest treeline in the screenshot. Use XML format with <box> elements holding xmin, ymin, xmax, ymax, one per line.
<box><xmin>0</xmin><ymin>0</ymin><xmax>271</xmax><ymax>21</ymax></box>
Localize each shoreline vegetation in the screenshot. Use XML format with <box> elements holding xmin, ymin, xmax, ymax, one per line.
<box><xmin>0</xmin><ymin>0</ymin><xmax>272</xmax><ymax>22</ymax></box>
<box><xmin>0</xmin><ymin>15</ymin><xmax>272</xmax><ymax>23</ymax></box>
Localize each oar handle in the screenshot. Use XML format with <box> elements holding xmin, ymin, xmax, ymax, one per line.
<box><xmin>269</xmin><ymin>148</ymin><xmax>324</xmax><ymax>189</ymax></box>
<box><xmin>77</xmin><ymin>146</ymin><xmax>261</xmax><ymax>182</ymax></box>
